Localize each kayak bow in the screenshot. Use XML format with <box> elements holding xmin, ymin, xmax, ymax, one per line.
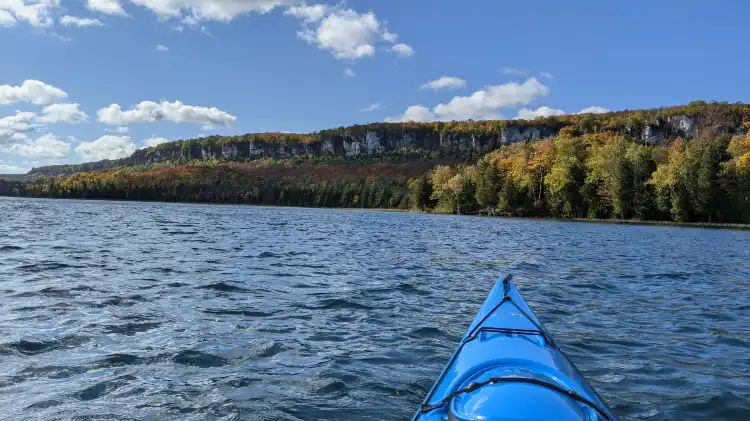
<box><xmin>413</xmin><ymin>275</ymin><xmax>618</xmax><ymax>421</ymax></box>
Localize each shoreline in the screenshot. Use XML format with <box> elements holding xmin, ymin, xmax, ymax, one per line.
<box><xmin>3</xmin><ymin>195</ymin><xmax>750</xmax><ymax>230</ymax></box>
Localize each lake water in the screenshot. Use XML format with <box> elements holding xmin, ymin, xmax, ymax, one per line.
<box><xmin>0</xmin><ymin>197</ymin><xmax>748</xmax><ymax>421</ymax></box>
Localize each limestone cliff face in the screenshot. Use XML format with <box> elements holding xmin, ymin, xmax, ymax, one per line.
<box><xmin>127</xmin><ymin>123</ymin><xmax>566</xmax><ymax>166</ymax></box>
<box><xmin>128</xmin><ymin>116</ymin><xmax>706</xmax><ymax>166</ymax></box>
<box><xmin>27</xmin><ymin>106</ymin><xmax>748</xmax><ymax>177</ymax></box>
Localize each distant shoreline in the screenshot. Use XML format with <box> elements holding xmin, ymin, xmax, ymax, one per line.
<box><xmin>3</xmin><ymin>194</ymin><xmax>750</xmax><ymax>231</ymax></box>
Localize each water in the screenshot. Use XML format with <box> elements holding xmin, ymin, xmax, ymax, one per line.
<box><xmin>0</xmin><ymin>197</ymin><xmax>748</xmax><ymax>421</ymax></box>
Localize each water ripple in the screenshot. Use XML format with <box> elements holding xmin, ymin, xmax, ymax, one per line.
<box><xmin>0</xmin><ymin>197</ymin><xmax>748</xmax><ymax>421</ymax></box>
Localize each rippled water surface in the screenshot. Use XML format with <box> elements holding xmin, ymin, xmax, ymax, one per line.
<box><xmin>0</xmin><ymin>197</ymin><xmax>748</xmax><ymax>421</ymax></box>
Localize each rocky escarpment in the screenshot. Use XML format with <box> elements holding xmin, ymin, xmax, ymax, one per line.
<box><xmin>27</xmin><ymin>101</ymin><xmax>749</xmax><ymax>177</ymax></box>
<box><xmin>133</xmin><ymin>124</ymin><xmax>561</xmax><ymax>165</ymax></box>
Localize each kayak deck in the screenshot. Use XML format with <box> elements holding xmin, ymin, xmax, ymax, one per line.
<box><xmin>413</xmin><ymin>275</ymin><xmax>617</xmax><ymax>421</ymax></box>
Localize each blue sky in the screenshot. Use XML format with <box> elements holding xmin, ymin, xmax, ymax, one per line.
<box><xmin>1</xmin><ymin>0</ymin><xmax>748</xmax><ymax>173</ymax></box>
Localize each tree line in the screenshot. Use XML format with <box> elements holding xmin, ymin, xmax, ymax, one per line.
<box><xmin>13</xmin><ymin>161</ymin><xmax>416</xmax><ymax>210</ymax></box>
<box><xmin>4</xmin><ymin>130</ymin><xmax>750</xmax><ymax>224</ymax></box>
<box><xmin>410</xmin><ymin>130</ymin><xmax>750</xmax><ymax>223</ymax></box>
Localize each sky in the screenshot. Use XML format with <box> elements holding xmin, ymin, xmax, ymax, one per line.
<box><xmin>1</xmin><ymin>0</ymin><xmax>748</xmax><ymax>173</ymax></box>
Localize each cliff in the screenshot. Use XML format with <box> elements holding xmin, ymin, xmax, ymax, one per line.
<box><xmin>27</xmin><ymin>101</ymin><xmax>749</xmax><ymax>177</ymax></box>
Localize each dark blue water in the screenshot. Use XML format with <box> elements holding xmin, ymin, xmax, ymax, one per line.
<box><xmin>0</xmin><ymin>197</ymin><xmax>748</xmax><ymax>421</ymax></box>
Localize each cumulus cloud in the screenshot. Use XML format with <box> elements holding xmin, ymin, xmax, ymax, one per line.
<box><xmin>578</xmin><ymin>106</ymin><xmax>610</xmax><ymax>114</ymax></box>
<box><xmin>344</xmin><ymin>67</ymin><xmax>355</xmax><ymax>77</ymax></box>
<box><xmin>75</xmin><ymin>135</ymin><xmax>137</xmax><ymax>160</ymax></box>
<box><xmin>284</xmin><ymin>3</ymin><xmax>327</xmax><ymax>23</ymax></box>
<box><xmin>125</xmin><ymin>0</ymin><xmax>288</xmax><ymax>22</ymax></box>
<box><xmin>515</xmin><ymin>106</ymin><xmax>566</xmax><ymax>120</ymax></box>
<box><xmin>86</xmin><ymin>0</ymin><xmax>127</xmax><ymax>15</ymax></box>
<box><xmin>0</xmin><ymin>162</ymin><xmax>29</xmax><ymax>173</ymax></box>
<box><xmin>37</xmin><ymin>103</ymin><xmax>89</xmax><ymax>124</ymax></box>
<box><xmin>156</xmin><ymin>44</ymin><xmax>168</xmax><ymax>52</ymax></box>
<box><xmin>75</xmin><ymin>1</ymin><xmax>409</xmax><ymax>61</ymax></box>
<box><xmin>421</xmin><ymin>76</ymin><xmax>466</xmax><ymax>91</ymax></box>
<box><xmin>60</xmin><ymin>15</ymin><xmax>103</xmax><ymax>26</ymax></box>
<box><xmin>0</xmin><ymin>9</ymin><xmax>17</xmax><ymax>27</ymax></box>
<box><xmin>143</xmin><ymin>136</ymin><xmax>169</xmax><ymax>147</ymax></box>
<box><xmin>387</xmin><ymin>78</ymin><xmax>550</xmax><ymax>122</ymax></box>
<box><xmin>0</xmin><ymin>111</ymin><xmax>40</xmax><ymax>144</ymax></box>
<box><xmin>359</xmin><ymin>103</ymin><xmax>382</xmax><ymax>112</ymax></box>
<box><xmin>432</xmin><ymin>77</ymin><xmax>549</xmax><ymax>121</ymax></box>
<box><xmin>11</xmin><ymin>134</ymin><xmax>71</xmax><ymax>158</ymax></box>
<box><xmin>292</xmin><ymin>5</ymin><xmax>406</xmax><ymax>60</ymax></box>
<box><xmin>97</xmin><ymin>100</ymin><xmax>237</xmax><ymax>126</ymax></box>
<box><xmin>390</xmin><ymin>43</ymin><xmax>413</xmax><ymax>57</ymax></box>
<box><xmin>385</xmin><ymin>105</ymin><xmax>435</xmax><ymax>123</ymax></box>
<box><xmin>0</xmin><ymin>80</ymin><xmax>67</xmax><ymax>105</ymax></box>
<box><xmin>0</xmin><ymin>0</ymin><xmax>59</xmax><ymax>27</ymax></box>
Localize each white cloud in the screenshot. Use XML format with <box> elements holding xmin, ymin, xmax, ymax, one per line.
<box><xmin>86</xmin><ymin>0</ymin><xmax>127</xmax><ymax>16</ymax></box>
<box><xmin>501</xmin><ymin>66</ymin><xmax>526</xmax><ymax>76</ymax></box>
<box><xmin>390</xmin><ymin>43</ymin><xmax>413</xmax><ymax>57</ymax></box>
<box><xmin>37</xmin><ymin>103</ymin><xmax>88</xmax><ymax>124</ymax></box>
<box><xmin>0</xmin><ymin>163</ymin><xmax>29</xmax><ymax>173</ymax></box>
<box><xmin>387</xmin><ymin>78</ymin><xmax>550</xmax><ymax>122</ymax></box>
<box><xmin>385</xmin><ymin>105</ymin><xmax>435</xmax><ymax>123</ymax></box>
<box><xmin>0</xmin><ymin>80</ymin><xmax>67</xmax><ymax>105</ymax></box>
<box><xmin>143</xmin><ymin>136</ymin><xmax>169</xmax><ymax>147</ymax></box>
<box><xmin>156</xmin><ymin>44</ymin><xmax>168</xmax><ymax>52</ymax></box>
<box><xmin>359</xmin><ymin>103</ymin><xmax>382</xmax><ymax>112</ymax></box>
<box><xmin>540</xmin><ymin>71</ymin><xmax>554</xmax><ymax>79</ymax></box>
<box><xmin>421</xmin><ymin>76</ymin><xmax>466</xmax><ymax>91</ymax></box>
<box><xmin>284</xmin><ymin>3</ymin><xmax>327</xmax><ymax>23</ymax></box>
<box><xmin>344</xmin><ymin>67</ymin><xmax>355</xmax><ymax>77</ymax></box>
<box><xmin>126</xmin><ymin>0</ymin><xmax>288</xmax><ymax>22</ymax></box>
<box><xmin>105</xmin><ymin>126</ymin><xmax>129</xmax><ymax>133</ymax></box>
<box><xmin>200</xmin><ymin>124</ymin><xmax>213</xmax><ymax>131</ymax></box>
<box><xmin>0</xmin><ymin>9</ymin><xmax>17</xmax><ymax>26</ymax></box>
<box><xmin>11</xmin><ymin>134</ymin><xmax>71</xmax><ymax>158</ymax></box>
<box><xmin>0</xmin><ymin>111</ymin><xmax>40</xmax><ymax>144</ymax></box>
<box><xmin>515</xmin><ymin>106</ymin><xmax>566</xmax><ymax>120</ymax></box>
<box><xmin>60</xmin><ymin>15</ymin><xmax>103</xmax><ymax>26</ymax></box>
<box><xmin>75</xmin><ymin>135</ymin><xmax>137</xmax><ymax>160</ymax></box>
<box><xmin>432</xmin><ymin>77</ymin><xmax>549</xmax><ymax>121</ymax></box>
<box><xmin>97</xmin><ymin>100</ymin><xmax>237</xmax><ymax>126</ymax></box>
<box><xmin>578</xmin><ymin>106</ymin><xmax>610</xmax><ymax>114</ymax></box>
<box><xmin>294</xmin><ymin>6</ymin><xmax>400</xmax><ymax>60</ymax></box>
<box><xmin>0</xmin><ymin>0</ymin><xmax>59</xmax><ymax>27</ymax></box>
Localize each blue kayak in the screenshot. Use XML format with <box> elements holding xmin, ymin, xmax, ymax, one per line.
<box><xmin>412</xmin><ymin>275</ymin><xmax>618</xmax><ymax>421</ymax></box>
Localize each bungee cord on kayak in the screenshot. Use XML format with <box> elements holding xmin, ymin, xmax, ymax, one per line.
<box><xmin>418</xmin><ymin>377</ymin><xmax>614</xmax><ymax>421</ymax></box>
<box><xmin>412</xmin><ymin>275</ymin><xmax>619</xmax><ymax>421</ymax></box>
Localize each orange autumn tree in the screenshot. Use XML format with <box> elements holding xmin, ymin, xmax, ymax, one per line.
<box><xmin>722</xmin><ymin>132</ymin><xmax>750</xmax><ymax>221</ymax></box>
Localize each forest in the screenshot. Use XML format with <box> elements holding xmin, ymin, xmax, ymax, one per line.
<box><xmin>413</xmin><ymin>130</ymin><xmax>750</xmax><ymax>223</ymax></box>
<box><xmin>3</xmin><ymin>130</ymin><xmax>749</xmax><ymax>224</ymax></box>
